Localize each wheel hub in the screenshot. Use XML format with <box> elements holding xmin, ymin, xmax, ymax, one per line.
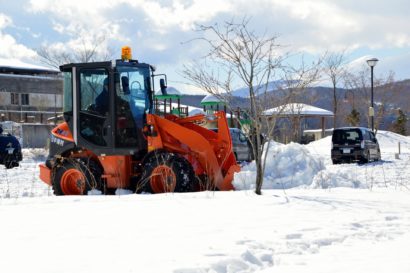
<box><xmin>150</xmin><ymin>165</ymin><xmax>176</xmax><ymax>193</ymax></box>
<box><xmin>60</xmin><ymin>169</ymin><xmax>86</xmax><ymax>195</ymax></box>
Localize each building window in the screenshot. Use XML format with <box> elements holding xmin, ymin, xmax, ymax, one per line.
<box><xmin>11</xmin><ymin>93</ymin><xmax>19</xmax><ymax>105</ymax></box>
<box><xmin>21</xmin><ymin>94</ymin><xmax>29</xmax><ymax>105</ymax></box>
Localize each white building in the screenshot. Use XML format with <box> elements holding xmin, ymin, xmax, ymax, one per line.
<box><xmin>0</xmin><ymin>58</ymin><xmax>62</xmax><ymax>123</ymax></box>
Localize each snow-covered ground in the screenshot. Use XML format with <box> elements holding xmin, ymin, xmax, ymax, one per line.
<box><xmin>1</xmin><ymin>131</ymin><xmax>410</xmax><ymax>273</ymax></box>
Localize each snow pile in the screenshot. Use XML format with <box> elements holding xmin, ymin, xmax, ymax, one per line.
<box><xmin>233</xmin><ymin>130</ymin><xmax>410</xmax><ymax>191</ymax></box>
<box><xmin>312</xmin><ymin>166</ymin><xmax>363</xmax><ymax>189</ymax></box>
<box><xmin>375</xmin><ymin>130</ymin><xmax>410</xmax><ymax>155</ymax></box>
<box><xmin>311</xmin><ymin>158</ymin><xmax>410</xmax><ymax>190</ymax></box>
<box><xmin>306</xmin><ymin>130</ymin><xmax>410</xmax><ymax>189</ymax></box>
<box><xmin>0</xmin><ymin>57</ymin><xmax>55</xmax><ymax>71</ymax></box>
<box><xmin>0</xmin><ymin>149</ymin><xmax>50</xmax><ymax>199</ymax></box>
<box><xmin>234</xmin><ymin>142</ymin><xmax>325</xmax><ymax>190</ymax></box>
<box><xmin>306</xmin><ymin>135</ymin><xmax>332</xmax><ymax>158</ymax></box>
<box><xmin>21</xmin><ymin>148</ymin><xmax>48</xmax><ymax>161</ymax></box>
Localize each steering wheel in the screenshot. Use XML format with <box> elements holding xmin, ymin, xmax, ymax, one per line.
<box><xmin>131</xmin><ymin>81</ymin><xmax>142</xmax><ymax>90</ymax></box>
<box><xmin>87</xmin><ymin>104</ymin><xmax>97</xmax><ymax>112</ymax></box>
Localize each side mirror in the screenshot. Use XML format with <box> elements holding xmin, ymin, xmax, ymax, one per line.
<box><xmin>159</xmin><ymin>78</ymin><xmax>168</xmax><ymax>95</ymax></box>
<box><xmin>121</xmin><ymin>76</ymin><xmax>130</xmax><ymax>95</ymax></box>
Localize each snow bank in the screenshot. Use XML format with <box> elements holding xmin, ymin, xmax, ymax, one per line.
<box><xmin>306</xmin><ymin>130</ymin><xmax>410</xmax><ymax>189</ymax></box>
<box><xmin>0</xmin><ymin>149</ymin><xmax>50</xmax><ymax>199</ymax></box>
<box><xmin>233</xmin><ymin>130</ymin><xmax>410</xmax><ymax>191</ymax></box>
<box><xmin>233</xmin><ymin>142</ymin><xmax>325</xmax><ymax>190</ymax></box>
<box><xmin>311</xmin><ymin>158</ymin><xmax>410</xmax><ymax>189</ymax></box>
<box><xmin>375</xmin><ymin>130</ymin><xmax>410</xmax><ymax>155</ymax></box>
<box><xmin>312</xmin><ymin>167</ymin><xmax>363</xmax><ymax>189</ymax></box>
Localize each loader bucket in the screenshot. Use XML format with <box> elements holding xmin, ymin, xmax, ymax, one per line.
<box><xmin>146</xmin><ymin>111</ymin><xmax>240</xmax><ymax>190</ymax></box>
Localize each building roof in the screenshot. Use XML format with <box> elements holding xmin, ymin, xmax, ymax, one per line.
<box><xmin>0</xmin><ymin>58</ymin><xmax>59</xmax><ymax>75</ymax></box>
<box><xmin>200</xmin><ymin>94</ymin><xmax>225</xmax><ymax>105</ymax></box>
<box><xmin>263</xmin><ymin>103</ymin><xmax>334</xmax><ymax>117</ymax></box>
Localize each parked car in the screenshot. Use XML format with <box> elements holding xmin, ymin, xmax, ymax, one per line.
<box><xmin>0</xmin><ymin>126</ymin><xmax>22</xmax><ymax>169</ymax></box>
<box><xmin>211</xmin><ymin>128</ymin><xmax>254</xmax><ymax>162</ymax></box>
<box><xmin>331</xmin><ymin>127</ymin><xmax>381</xmax><ymax>164</ymax></box>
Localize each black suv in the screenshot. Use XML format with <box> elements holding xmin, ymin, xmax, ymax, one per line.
<box><xmin>0</xmin><ymin>126</ymin><xmax>23</xmax><ymax>169</ymax></box>
<box><xmin>331</xmin><ymin>127</ymin><xmax>381</xmax><ymax>164</ymax></box>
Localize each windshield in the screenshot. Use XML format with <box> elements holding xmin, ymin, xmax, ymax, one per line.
<box><xmin>116</xmin><ymin>65</ymin><xmax>151</xmax><ymax>114</ymax></box>
<box><xmin>114</xmin><ymin>65</ymin><xmax>151</xmax><ymax>148</ymax></box>
<box><xmin>332</xmin><ymin>129</ymin><xmax>362</xmax><ymax>144</ymax></box>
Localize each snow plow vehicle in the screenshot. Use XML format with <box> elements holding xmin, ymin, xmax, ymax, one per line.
<box><xmin>39</xmin><ymin>47</ymin><xmax>240</xmax><ymax>195</ymax></box>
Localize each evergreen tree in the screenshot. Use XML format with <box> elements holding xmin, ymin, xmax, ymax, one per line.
<box><xmin>392</xmin><ymin>109</ymin><xmax>407</xmax><ymax>135</ymax></box>
<box><xmin>346</xmin><ymin>109</ymin><xmax>360</xmax><ymax>126</ymax></box>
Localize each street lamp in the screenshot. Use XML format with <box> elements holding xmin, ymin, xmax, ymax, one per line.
<box><xmin>366</xmin><ymin>57</ymin><xmax>378</xmax><ymax>132</ymax></box>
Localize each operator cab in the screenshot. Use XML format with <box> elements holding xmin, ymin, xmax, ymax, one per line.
<box><xmin>60</xmin><ymin>49</ymin><xmax>158</xmax><ymax>158</ymax></box>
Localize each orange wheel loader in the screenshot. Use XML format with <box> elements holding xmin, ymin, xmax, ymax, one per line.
<box><xmin>39</xmin><ymin>47</ymin><xmax>240</xmax><ymax>195</ymax></box>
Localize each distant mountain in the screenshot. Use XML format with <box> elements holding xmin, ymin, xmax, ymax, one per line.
<box><xmin>155</xmin><ymin>86</ymin><xmax>182</xmax><ymax>96</ymax></box>
<box><xmin>180</xmin><ymin>95</ymin><xmax>205</xmax><ymax>108</ymax></box>
<box><xmin>180</xmin><ymin>94</ymin><xmax>251</xmax><ymax>109</ymax></box>
<box><xmin>231</xmin><ymin>80</ymin><xmax>297</xmax><ymax>98</ymax></box>
<box><xmin>179</xmin><ymin>79</ymin><xmax>410</xmax><ymax>132</ymax></box>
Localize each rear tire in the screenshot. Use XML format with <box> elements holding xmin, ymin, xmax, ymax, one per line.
<box><xmin>360</xmin><ymin>151</ymin><xmax>370</xmax><ymax>164</ymax></box>
<box><xmin>52</xmin><ymin>159</ymin><xmax>102</xmax><ymax>196</ymax></box>
<box><xmin>139</xmin><ymin>152</ymin><xmax>195</xmax><ymax>193</ymax></box>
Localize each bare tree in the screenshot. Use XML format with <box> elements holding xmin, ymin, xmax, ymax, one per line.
<box><xmin>182</xmin><ymin>19</ymin><xmax>321</xmax><ymax>194</ymax></box>
<box><xmin>36</xmin><ymin>36</ymin><xmax>115</xmax><ymax>69</ymax></box>
<box><xmin>343</xmin><ymin>67</ymin><xmax>396</xmax><ymax>133</ymax></box>
<box><xmin>373</xmin><ymin>72</ymin><xmax>398</xmax><ymax>132</ymax></box>
<box><xmin>278</xmin><ymin>57</ymin><xmax>324</xmax><ymax>142</ymax></box>
<box><xmin>343</xmin><ymin>67</ymin><xmax>370</xmax><ymax>127</ymax></box>
<box><xmin>323</xmin><ymin>51</ymin><xmax>347</xmax><ymax>129</ymax></box>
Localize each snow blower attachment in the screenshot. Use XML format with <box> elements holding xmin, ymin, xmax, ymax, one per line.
<box><xmin>39</xmin><ymin>47</ymin><xmax>240</xmax><ymax>195</ymax></box>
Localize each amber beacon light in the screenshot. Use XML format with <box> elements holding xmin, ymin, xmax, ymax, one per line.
<box><xmin>121</xmin><ymin>46</ymin><xmax>132</xmax><ymax>61</ymax></box>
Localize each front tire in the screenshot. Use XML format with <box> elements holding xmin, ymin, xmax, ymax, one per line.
<box><xmin>52</xmin><ymin>159</ymin><xmax>102</xmax><ymax>195</ymax></box>
<box><xmin>139</xmin><ymin>152</ymin><xmax>195</xmax><ymax>193</ymax></box>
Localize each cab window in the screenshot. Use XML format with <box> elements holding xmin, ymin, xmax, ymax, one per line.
<box><xmin>78</xmin><ymin>68</ymin><xmax>109</xmax><ymax>147</ymax></box>
<box><xmin>63</xmin><ymin>72</ymin><xmax>72</xmax><ymax>115</ymax></box>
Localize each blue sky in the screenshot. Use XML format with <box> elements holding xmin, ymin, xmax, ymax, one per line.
<box><xmin>0</xmin><ymin>0</ymin><xmax>409</xmax><ymax>94</ymax></box>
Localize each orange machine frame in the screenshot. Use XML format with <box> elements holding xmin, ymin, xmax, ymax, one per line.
<box><xmin>39</xmin><ymin>112</ymin><xmax>240</xmax><ymax>191</ymax></box>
